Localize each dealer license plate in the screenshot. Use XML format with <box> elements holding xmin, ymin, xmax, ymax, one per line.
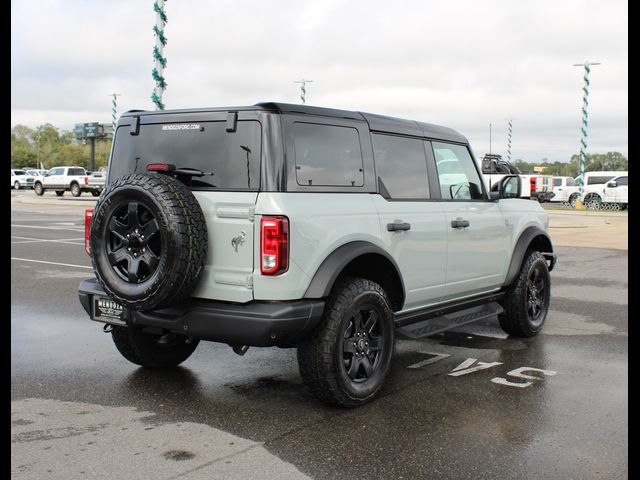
<box><xmin>92</xmin><ymin>295</ymin><xmax>124</xmax><ymax>324</ymax></box>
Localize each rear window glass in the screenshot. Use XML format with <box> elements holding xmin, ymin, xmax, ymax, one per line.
<box><xmin>293</xmin><ymin>122</ymin><xmax>364</xmax><ymax>187</ymax></box>
<box><xmin>68</xmin><ymin>168</ymin><xmax>86</xmax><ymax>176</ymax></box>
<box><xmin>109</xmin><ymin>121</ymin><xmax>261</xmax><ymax>190</ymax></box>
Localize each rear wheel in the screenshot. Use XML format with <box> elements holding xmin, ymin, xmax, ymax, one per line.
<box><xmin>55</xmin><ymin>190</ymin><xmax>64</xmax><ymax>197</ymax></box>
<box><xmin>71</xmin><ymin>183</ymin><xmax>81</xmax><ymax>197</ymax></box>
<box><xmin>499</xmin><ymin>251</ymin><xmax>550</xmax><ymax>337</ymax></box>
<box><xmin>297</xmin><ymin>278</ymin><xmax>395</xmax><ymax>407</ymax></box>
<box><xmin>111</xmin><ymin>325</ymin><xmax>198</xmax><ymax>368</ymax></box>
<box><xmin>91</xmin><ymin>190</ymin><xmax>101</xmax><ymax>197</ymax></box>
<box><xmin>34</xmin><ymin>183</ymin><xmax>44</xmax><ymax>196</ymax></box>
<box><xmin>569</xmin><ymin>194</ymin><xmax>578</xmax><ymax>208</ymax></box>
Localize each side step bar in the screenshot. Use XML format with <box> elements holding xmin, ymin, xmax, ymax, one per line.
<box><xmin>396</xmin><ymin>297</ymin><xmax>504</xmax><ymax>340</ymax></box>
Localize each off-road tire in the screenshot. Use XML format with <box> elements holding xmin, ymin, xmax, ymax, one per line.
<box><xmin>34</xmin><ymin>183</ymin><xmax>44</xmax><ymax>196</ymax></box>
<box><xmin>297</xmin><ymin>278</ymin><xmax>395</xmax><ymax>407</ymax></box>
<box><xmin>71</xmin><ymin>182</ymin><xmax>81</xmax><ymax>197</ymax></box>
<box><xmin>90</xmin><ymin>173</ymin><xmax>208</xmax><ymax>311</ymax></box>
<box><xmin>499</xmin><ymin>250</ymin><xmax>550</xmax><ymax>337</ymax></box>
<box><xmin>55</xmin><ymin>190</ymin><xmax>64</xmax><ymax>197</ymax></box>
<box><xmin>111</xmin><ymin>325</ymin><xmax>199</xmax><ymax>368</ymax></box>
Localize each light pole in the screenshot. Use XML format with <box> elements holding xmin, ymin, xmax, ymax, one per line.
<box><xmin>294</xmin><ymin>79</ymin><xmax>313</xmax><ymax>104</ymax></box>
<box><xmin>152</xmin><ymin>0</ymin><xmax>168</xmax><ymax>110</ymax></box>
<box><xmin>573</xmin><ymin>61</ymin><xmax>601</xmax><ymax>197</ymax></box>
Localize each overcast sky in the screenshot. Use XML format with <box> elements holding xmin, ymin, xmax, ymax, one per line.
<box><xmin>11</xmin><ymin>0</ymin><xmax>627</xmax><ymax>162</ymax></box>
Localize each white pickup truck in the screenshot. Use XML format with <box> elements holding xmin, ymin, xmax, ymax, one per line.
<box><xmin>479</xmin><ymin>154</ymin><xmax>555</xmax><ymax>202</ymax></box>
<box><xmin>554</xmin><ymin>171</ymin><xmax>628</xmax><ymax>209</ymax></box>
<box><xmin>33</xmin><ymin>166</ymin><xmax>97</xmax><ymax>197</ymax></box>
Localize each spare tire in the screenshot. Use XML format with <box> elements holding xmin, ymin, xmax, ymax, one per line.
<box><xmin>90</xmin><ymin>173</ymin><xmax>208</xmax><ymax>311</ymax></box>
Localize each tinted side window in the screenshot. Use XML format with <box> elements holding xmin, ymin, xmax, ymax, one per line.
<box><xmin>69</xmin><ymin>168</ymin><xmax>85</xmax><ymax>176</ymax></box>
<box><xmin>372</xmin><ymin>134</ymin><xmax>429</xmax><ymax>199</ymax></box>
<box><xmin>587</xmin><ymin>176</ymin><xmax>615</xmax><ymax>185</ymax></box>
<box><xmin>553</xmin><ymin>178</ymin><xmax>562</xmax><ymax>187</ymax></box>
<box><xmin>293</xmin><ymin>122</ymin><xmax>364</xmax><ymax>187</ymax></box>
<box><xmin>109</xmin><ymin>121</ymin><xmax>261</xmax><ymax>190</ymax></box>
<box><xmin>432</xmin><ymin>142</ymin><xmax>484</xmax><ymax>200</ymax></box>
<box><xmin>615</xmin><ymin>176</ymin><xmax>628</xmax><ymax>186</ymax></box>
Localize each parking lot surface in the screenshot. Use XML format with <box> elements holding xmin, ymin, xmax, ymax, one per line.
<box><xmin>11</xmin><ymin>191</ymin><xmax>627</xmax><ymax>479</ymax></box>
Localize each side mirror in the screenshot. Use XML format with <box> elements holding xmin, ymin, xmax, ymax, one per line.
<box><xmin>498</xmin><ymin>175</ymin><xmax>521</xmax><ymax>199</ymax></box>
<box><xmin>608</xmin><ymin>181</ymin><xmax>617</xmax><ymax>188</ymax></box>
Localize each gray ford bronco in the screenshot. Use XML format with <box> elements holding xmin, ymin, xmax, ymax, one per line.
<box><xmin>78</xmin><ymin>102</ymin><xmax>556</xmax><ymax>407</ymax></box>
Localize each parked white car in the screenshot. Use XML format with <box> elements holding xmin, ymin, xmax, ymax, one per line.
<box><xmin>562</xmin><ymin>171</ymin><xmax>628</xmax><ymax>208</ymax></box>
<box><xmin>11</xmin><ymin>169</ymin><xmax>35</xmax><ymax>189</ymax></box>
<box><xmin>583</xmin><ymin>174</ymin><xmax>628</xmax><ymax>209</ymax></box>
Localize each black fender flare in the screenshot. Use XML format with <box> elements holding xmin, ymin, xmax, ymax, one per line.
<box><xmin>503</xmin><ymin>226</ymin><xmax>554</xmax><ymax>287</ymax></box>
<box><xmin>303</xmin><ymin>241</ymin><xmax>406</xmax><ymax>306</ymax></box>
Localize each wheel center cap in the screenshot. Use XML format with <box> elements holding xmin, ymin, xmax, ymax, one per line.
<box><xmin>357</xmin><ymin>339</ymin><xmax>366</xmax><ymax>351</ymax></box>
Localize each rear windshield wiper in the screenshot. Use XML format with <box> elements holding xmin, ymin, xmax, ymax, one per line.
<box><xmin>174</xmin><ymin>167</ymin><xmax>214</xmax><ymax>177</ymax></box>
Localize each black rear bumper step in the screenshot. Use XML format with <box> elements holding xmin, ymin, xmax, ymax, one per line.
<box><xmin>78</xmin><ymin>278</ymin><xmax>325</xmax><ymax>347</ymax></box>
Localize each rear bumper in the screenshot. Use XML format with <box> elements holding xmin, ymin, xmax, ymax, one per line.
<box><xmin>78</xmin><ymin>278</ymin><xmax>325</xmax><ymax>347</ymax></box>
<box><xmin>531</xmin><ymin>191</ymin><xmax>555</xmax><ymax>202</ymax></box>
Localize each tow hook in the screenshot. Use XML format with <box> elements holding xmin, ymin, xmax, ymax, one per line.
<box><xmin>232</xmin><ymin>345</ymin><xmax>250</xmax><ymax>356</ymax></box>
<box><xmin>103</xmin><ymin>324</ymin><xmax>114</xmax><ymax>333</ymax></box>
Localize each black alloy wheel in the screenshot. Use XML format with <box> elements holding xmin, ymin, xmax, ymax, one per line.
<box><xmin>105</xmin><ymin>201</ymin><xmax>161</xmax><ymax>284</ymax></box>
<box><xmin>526</xmin><ymin>263</ymin><xmax>547</xmax><ymax>327</ymax></box>
<box><xmin>341</xmin><ymin>306</ymin><xmax>386</xmax><ymax>383</ymax></box>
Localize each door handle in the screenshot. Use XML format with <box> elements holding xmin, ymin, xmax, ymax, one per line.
<box><xmin>451</xmin><ymin>218</ymin><xmax>470</xmax><ymax>229</ymax></box>
<box><xmin>387</xmin><ymin>221</ymin><xmax>411</xmax><ymax>232</ymax></box>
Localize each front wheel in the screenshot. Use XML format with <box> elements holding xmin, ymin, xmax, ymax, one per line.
<box><xmin>34</xmin><ymin>183</ymin><xmax>44</xmax><ymax>195</ymax></box>
<box><xmin>569</xmin><ymin>194</ymin><xmax>578</xmax><ymax>208</ymax></box>
<box><xmin>111</xmin><ymin>325</ymin><xmax>199</xmax><ymax>368</ymax></box>
<box><xmin>91</xmin><ymin>190</ymin><xmax>101</xmax><ymax>197</ymax></box>
<box><xmin>14</xmin><ymin>181</ymin><xmax>20</xmax><ymax>190</ymax></box>
<box><xmin>297</xmin><ymin>278</ymin><xmax>395</xmax><ymax>407</ymax></box>
<box><xmin>499</xmin><ymin>251</ymin><xmax>551</xmax><ymax>337</ymax></box>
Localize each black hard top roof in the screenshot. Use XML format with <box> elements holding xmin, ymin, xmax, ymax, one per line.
<box><xmin>123</xmin><ymin>102</ymin><xmax>467</xmax><ymax>143</ymax></box>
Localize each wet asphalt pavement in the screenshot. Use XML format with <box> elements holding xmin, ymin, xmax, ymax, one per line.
<box><xmin>11</xmin><ymin>193</ymin><xmax>628</xmax><ymax>479</ymax></box>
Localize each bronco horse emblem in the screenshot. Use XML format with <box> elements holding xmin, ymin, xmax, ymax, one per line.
<box><xmin>231</xmin><ymin>231</ymin><xmax>246</xmax><ymax>252</ymax></box>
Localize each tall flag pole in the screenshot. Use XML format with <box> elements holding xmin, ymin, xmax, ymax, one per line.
<box><xmin>294</xmin><ymin>79</ymin><xmax>313</xmax><ymax>104</ymax></box>
<box><xmin>151</xmin><ymin>0</ymin><xmax>168</xmax><ymax>110</ymax></box>
<box><xmin>573</xmin><ymin>61</ymin><xmax>601</xmax><ymax>197</ymax></box>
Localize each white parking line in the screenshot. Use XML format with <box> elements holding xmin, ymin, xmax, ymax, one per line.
<box><xmin>11</xmin><ymin>257</ymin><xmax>92</xmax><ymax>269</ymax></box>
<box><xmin>11</xmin><ymin>224</ymin><xmax>84</xmax><ymax>232</ymax></box>
<box><xmin>11</xmin><ymin>236</ymin><xmax>85</xmax><ymax>246</ymax></box>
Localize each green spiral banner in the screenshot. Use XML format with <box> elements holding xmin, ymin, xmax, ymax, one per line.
<box><xmin>507</xmin><ymin>119</ymin><xmax>513</xmax><ymax>163</ymax></box>
<box><xmin>574</xmin><ymin>61</ymin><xmax>600</xmax><ymax>197</ymax></box>
<box><xmin>151</xmin><ymin>0</ymin><xmax>167</xmax><ymax>110</ymax></box>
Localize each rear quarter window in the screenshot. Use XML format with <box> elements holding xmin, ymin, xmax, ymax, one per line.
<box><xmin>293</xmin><ymin>122</ymin><xmax>364</xmax><ymax>187</ymax></box>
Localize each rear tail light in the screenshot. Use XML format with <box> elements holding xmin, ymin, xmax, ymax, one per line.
<box><xmin>84</xmin><ymin>176</ymin><xmax>88</xmax><ymax>185</ymax></box>
<box><xmin>530</xmin><ymin>177</ymin><xmax>537</xmax><ymax>193</ymax></box>
<box><xmin>85</xmin><ymin>209</ymin><xmax>93</xmax><ymax>256</ymax></box>
<box><xmin>260</xmin><ymin>216</ymin><xmax>289</xmax><ymax>275</ymax></box>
